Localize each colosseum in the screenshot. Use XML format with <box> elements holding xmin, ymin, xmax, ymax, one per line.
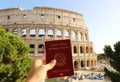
<box><xmin>0</xmin><ymin>7</ymin><xmax>97</xmax><ymax>70</ymax></box>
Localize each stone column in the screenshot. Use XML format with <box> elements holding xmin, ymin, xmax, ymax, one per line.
<box><xmin>36</xmin><ymin>28</ymin><xmax>39</xmax><ymax>39</ymax></box>
<box><xmin>81</xmin><ymin>33</ymin><xmax>83</xmax><ymax>41</ymax></box>
<box><xmin>71</xmin><ymin>45</ymin><xmax>74</xmax><ymax>56</ymax></box>
<box><xmin>70</xmin><ymin>30</ymin><xmax>72</xmax><ymax>39</ymax></box>
<box><xmin>88</xmin><ymin>46</ymin><xmax>90</xmax><ymax>54</ymax></box>
<box><xmin>54</xmin><ymin>28</ymin><xmax>56</xmax><ymax>39</ymax></box>
<box><xmin>91</xmin><ymin>59</ymin><xmax>94</xmax><ymax>67</ymax></box>
<box><xmin>78</xmin><ymin>44</ymin><xmax>80</xmax><ymax>56</ymax></box>
<box><xmin>18</xmin><ymin>28</ymin><xmax>21</xmax><ymax>37</ymax></box>
<box><xmin>62</xmin><ymin>29</ymin><xmax>65</xmax><ymax>39</ymax></box>
<box><xmin>78</xmin><ymin>60</ymin><xmax>81</xmax><ymax>70</ymax></box>
<box><xmin>87</xmin><ymin>33</ymin><xmax>89</xmax><ymax>41</ymax></box>
<box><xmin>26</xmin><ymin>27</ymin><xmax>29</xmax><ymax>39</ymax></box>
<box><xmin>35</xmin><ymin>42</ymin><xmax>38</xmax><ymax>56</ymax></box>
<box><xmin>89</xmin><ymin>59</ymin><xmax>91</xmax><ymax>67</ymax></box>
<box><xmin>84</xmin><ymin>44</ymin><xmax>86</xmax><ymax>56</ymax></box>
<box><xmin>77</xmin><ymin>31</ymin><xmax>79</xmax><ymax>41</ymax></box>
<box><xmin>45</xmin><ymin>28</ymin><xmax>47</xmax><ymax>39</ymax></box>
<box><xmin>93</xmin><ymin>60</ymin><xmax>97</xmax><ymax>67</ymax></box>
<box><xmin>73</xmin><ymin>60</ymin><xmax>75</xmax><ymax>69</ymax></box>
<box><xmin>84</xmin><ymin>60</ymin><xmax>87</xmax><ymax>67</ymax></box>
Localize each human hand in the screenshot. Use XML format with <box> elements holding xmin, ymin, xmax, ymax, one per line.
<box><xmin>25</xmin><ymin>56</ymin><xmax>56</xmax><ymax>82</ymax></box>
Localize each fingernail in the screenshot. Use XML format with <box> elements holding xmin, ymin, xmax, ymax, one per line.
<box><xmin>51</xmin><ymin>59</ymin><xmax>57</xmax><ymax>64</ymax></box>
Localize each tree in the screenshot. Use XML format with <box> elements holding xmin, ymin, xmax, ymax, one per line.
<box><xmin>104</xmin><ymin>41</ymin><xmax>120</xmax><ymax>82</ymax></box>
<box><xmin>97</xmin><ymin>53</ymin><xmax>107</xmax><ymax>60</ymax></box>
<box><xmin>0</xmin><ymin>26</ymin><xmax>32</xmax><ymax>82</ymax></box>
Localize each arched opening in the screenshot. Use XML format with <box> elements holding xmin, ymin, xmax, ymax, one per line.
<box><xmin>39</xmin><ymin>29</ymin><xmax>45</xmax><ymax>37</ymax></box>
<box><xmin>47</xmin><ymin>29</ymin><xmax>53</xmax><ymax>37</ymax></box>
<box><xmin>23</xmin><ymin>14</ymin><xmax>27</xmax><ymax>19</ymax></box>
<box><xmin>74</xmin><ymin>46</ymin><xmax>77</xmax><ymax>53</ymax></box>
<box><xmin>72</xmin><ymin>31</ymin><xmax>76</xmax><ymax>39</ymax></box>
<box><xmin>81</xmin><ymin>60</ymin><xmax>85</xmax><ymax>67</ymax></box>
<box><xmin>86</xmin><ymin>46</ymin><xmax>89</xmax><ymax>53</ymax></box>
<box><xmin>65</xmin><ymin>30</ymin><xmax>70</xmax><ymax>38</ymax></box>
<box><xmin>13</xmin><ymin>28</ymin><xmax>18</xmax><ymax>35</ymax></box>
<box><xmin>56</xmin><ymin>29</ymin><xmax>62</xmax><ymax>37</ymax></box>
<box><xmin>74</xmin><ymin>61</ymin><xmax>77</xmax><ymax>69</ymax></box>
<box><xmin>7</xmin><ymin>16</ymin><xmax>10</xmax><ymax>20</ymax></box>
<box><xmin>29</xmin><ymin>44</ymin><xmax>35</xmax><ymax>53</ymax></box>
<box><xmin>80</xmin><ymin>46</ymin><xmax>84</xmax><ymax>53</ymax></box>
<box><xmin>85</xmin><ymin>33</ymin><xmax>88</xmax><ymax>40</ymax></box>
<box><xmin>30</xmin><ymin>29</ymin><xmax>36</xmax><ymax>37</ymax></box>
<box><xmin>21</xmin><ymin>29</ymin><xmax>26</xmax><ymax>37</ymax></box>
<box><xmin>40</xmin><ymin>14</ymin><xmax>45</xmax><ymax>19</ymax></box>
<box><xmin>38</xmin><ymin>44</ymin><xmax>44</xmax><ymax>53</ymax></box>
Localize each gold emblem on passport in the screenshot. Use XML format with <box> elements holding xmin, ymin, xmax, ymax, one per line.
<box><xmin>54</xmin><ymin>53</ymin><xmax>66</xmax><ymax>66</ymax></box>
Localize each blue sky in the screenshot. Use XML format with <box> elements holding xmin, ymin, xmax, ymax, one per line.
<box><xmin>0</xmin><ymin>0</ymin><xmax>120</xmax><ymax>53</ymax></box>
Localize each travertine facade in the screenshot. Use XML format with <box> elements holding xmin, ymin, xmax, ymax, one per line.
<box><xmin>0</xmin><ymin>7</ymin><xmax>97</xmax><ymax>69</ymax></box>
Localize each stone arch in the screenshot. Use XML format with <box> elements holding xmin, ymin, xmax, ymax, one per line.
<box><xmin>74</xmin><ymin>61</ymin><xmax>77</xmax><ymax>69</ymax></box>
<box><xmin>38</xmin><ymin>44</ymin><xmax>44</xmax><ymax>53</ymax></box>
<box><xmin>29</xmin><ymin>44</ymin><xmax>35</xmax><ymax>53</ymax></box>
<box><xmin>80</xmin><ymin>46</ymin><xmax>84</xmax><ymax>53</ymax></box>
<box><xmin>73</xmin><ymin>45</ymin><xmax>77</xmax><ymax>53</ymax></box>
<box><xmin>0</xmin><ymin>7</ymin><xmax>97</xmax><ymax>65</ymax></box>
<box><xmin>47</xmin><ymin>29</ymin><xmax>53</xmax><ymax>37</ymax></box>
<box><xmin>72</xmin><ymin>31</ymin><xmax>77</xmax><ymax>39</ymax></box>
<box><xmin>21</xmin><ymin>28</ymin><xmax>27</xmax><ymax>37</ymax></box>
<box><xmin>65</xmin><ymin>30</ymin><xmax>70</xmax><ymax>38</ymax></box>
<box><xmin>30</xmin><ymin>29</ymin><xmax>36</xmax><ymax>37</ymax></box>
<box><xmin>39</xmin><ymin>29</ymin><xmax>45</xmax><ymax>37</ymax></box>
<box><xmin>86</xmin><ymin>46</ymin><xmax>89</xmax><ymax>53</ymax></box>
<box><xmin>13</xmin><ymin>28</ymin><xmax>18</xmax><ymax>35</ymax></box>
<box><xmin>23</xmin><ymin>14</ymin><xmax>27</xmax><ymax>19</ymax></box>
<box><xmin>81</xmin><ymin>60</ymin><xmax>85</xmax><ymax>67</ymax></box>
<box><xmin>56</xmin><ymin>29</ymin><xmax>62</xmax><ymax>37</ymax></box>
<box><xmin>40</xmin><ymin>14</ymin><xmax>45</xmax><ymax>19</ymax></box>
<box><xmin>78</xmin><ymin>32</ymin><xmax>82</xmax><ymax>40</ymax></box>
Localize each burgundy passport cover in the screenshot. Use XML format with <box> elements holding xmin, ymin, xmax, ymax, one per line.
<box><xmin>45</xmin><ymin>39</ymin><xmax>74</xmax><ymax>78</ymax></box>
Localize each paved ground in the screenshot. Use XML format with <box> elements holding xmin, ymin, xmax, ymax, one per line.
<box><xmin>72</xmin><ymin>79</ymin><xmax>111</xmax><ymax>82</ymax></box>
<box><xmin>77</xmin><ymin>79</ymin><xmax>104</xmax><ymax>82</ymax></box>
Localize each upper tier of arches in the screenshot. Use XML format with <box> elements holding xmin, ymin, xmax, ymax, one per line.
<box><xmin>10</xmin><ymin>27</ymin><xmax>89</xmax><ymax>41</ymax></box>
<box><xmin>0</xmin><ymin>7</ymin><xmax>87</xmax><ymax>29</ymax></box>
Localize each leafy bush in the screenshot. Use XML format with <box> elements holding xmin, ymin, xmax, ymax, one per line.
<box><xmin>0</xmin><ymin>26</ymin><xmax>32</xmax><ymax>82</ymax></box>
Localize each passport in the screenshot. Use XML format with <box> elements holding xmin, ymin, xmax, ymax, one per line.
<box><xmin>45</xmin><ymin>39</ymin><xmax>74</xmax><ymax>78</ymax></box>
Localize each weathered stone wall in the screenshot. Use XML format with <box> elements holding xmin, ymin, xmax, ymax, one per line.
<box><xmin>0</xmin><ymin>7</ymin><xmax>97</xmax><ymax>69</ymax></box>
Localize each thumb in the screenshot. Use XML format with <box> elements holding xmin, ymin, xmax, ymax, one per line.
<box><xmin>45</xmin><ymin>59</ymin><xmax>57</xmax><ymax>70</ymax></box>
